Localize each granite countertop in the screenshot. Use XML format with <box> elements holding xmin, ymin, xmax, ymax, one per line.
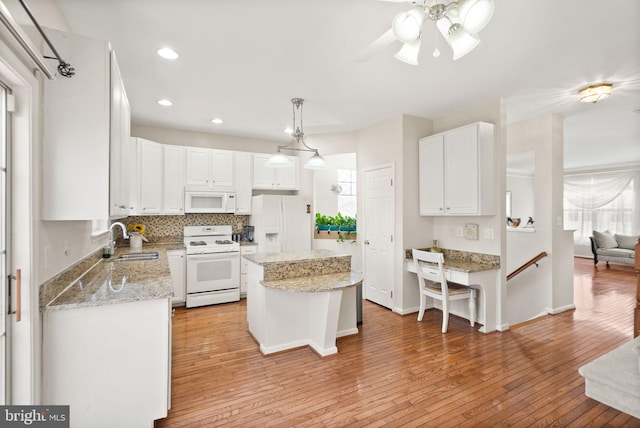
<box><xmin>244</xmin><ymin>249</ymin><xmax>352</xmax><ymax>282</ymax></box>
<box><xmin>262</xmin><ymin>270</ymin><xmax>363</xmax><ymax>293</ymax></box>
<box><xmin>405</xmin><ymin>248</ymin><xmax>500</xmax><ymax>273</ymax></box>
<box><xmin>43</xmin><ymin>244</ymin><xmax>183</xmax><ymax>311</ymax></box>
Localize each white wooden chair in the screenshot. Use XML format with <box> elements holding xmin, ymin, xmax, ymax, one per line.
<box><xmin>412</xmin><ymin>249</ymin><xmax>476</xmax><ymax>333</ymax></box>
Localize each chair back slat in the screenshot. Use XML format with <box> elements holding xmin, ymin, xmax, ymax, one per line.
<box><xmin>412</xmin><ymin>249</ymin><xmax>449</xmax><ymax>299</ymax></box>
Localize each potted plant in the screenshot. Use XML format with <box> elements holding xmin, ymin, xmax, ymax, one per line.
<box><xmin>315</xmin><ymin>213</ymin><xmax>331</xmax><ymax>232</ymax></box>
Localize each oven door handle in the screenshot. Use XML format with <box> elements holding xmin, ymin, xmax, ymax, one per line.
<box><xmin>187</xmin><ymin>252</ymin><xmax>239</xmax><ymax>260</ymax></box>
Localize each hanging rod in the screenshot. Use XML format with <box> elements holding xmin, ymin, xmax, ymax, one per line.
<box><xmin>17</xmin><ymin>0</ymin><xmax>74</xmax><ymax>78</ymax></box>
<box><xmin>0</xmin><ymin>0</ymin><xmax>53</xmax><ymax>79</ymax></box>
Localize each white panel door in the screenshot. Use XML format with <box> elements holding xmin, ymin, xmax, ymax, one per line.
<box><xmin>363</xmin><ymin>165</ymin><xmax>395</xmax><ymax>309</ymax></box>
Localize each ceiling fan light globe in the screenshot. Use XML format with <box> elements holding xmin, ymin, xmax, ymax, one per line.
<box><xmin>437</xmin><ymin>20</ymin><xmax>480</xmax><ymax>60</ymax></box>
<box><xmin>391</xmin><ymin>7</ymin><xmax>424</xmax><ymax>43</ymax></box>
<box><xmin>394</xmin><ymin>38</ymin><xmax>422</xmax><ymax>65</ymax></box>
<box><xmin>265</xmin><ymin>151</ymin><xmax>292</xmax><ymax>168</ymax></box>
<box><xmin>457</xmin><ymin>0</ymin><xmax>494</xmax><ymax>34</ymax></box>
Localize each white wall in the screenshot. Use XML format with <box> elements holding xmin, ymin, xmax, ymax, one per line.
<box><xmin>507</xmin><ymin>175</ymin><xmax>535</xmax><ymax>221</ymax></box>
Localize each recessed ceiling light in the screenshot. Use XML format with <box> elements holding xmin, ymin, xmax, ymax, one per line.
<box><xmin>211</xmin><ymin>118</ymin><xmax>223</xmax><ymax>124</ymax></box>
<box><xmin>284</xmin><ymin>127</ymin><xmax>293</xmax><ymax>135</ymax></box>
<box><xmin>157</xmin><ymin>48</ymin><xmax>179</xmax><ymax>60</ymax></box>
<box><xmin>157</xmin><ymin>99</ymin><xmax>173</xmax><ymax>106</ymax></box>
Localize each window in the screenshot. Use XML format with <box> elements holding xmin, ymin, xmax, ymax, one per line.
<box><xmin>564</xmin><ymin>171</ymin><xmax>636</xmax><ymax>246</ymax></box>
<box><xmin>337</xmin><ymin>169</ymin><xmax>356</xmax><ymax>218</ymax></box>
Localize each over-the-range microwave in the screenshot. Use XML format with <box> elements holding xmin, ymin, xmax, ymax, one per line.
<box><xmin>184</xmin><ymin>190</ymin><xmax>236</xmax><ymax>214</ymax></box>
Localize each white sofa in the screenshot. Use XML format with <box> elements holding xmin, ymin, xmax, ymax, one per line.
<box><xmin>589</xmin><ymin>231</ymin><xmax>637</xmax><ymax>266</ymax></box>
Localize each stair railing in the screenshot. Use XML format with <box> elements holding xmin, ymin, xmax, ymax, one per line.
<box><xmin>507</xmin><ymin>251</ymin><xmax>548</xmax><ymax>282</ymax></box>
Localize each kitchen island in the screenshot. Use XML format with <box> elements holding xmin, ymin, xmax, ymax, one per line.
<box><xmin>41</xmin><ymin>244</ymin><xmax>179</xmax><ymax>428</ymax></box>
<box><xmin>244</xmin><ymin>249</ymin><xmax>363</xmax><ymax>356</ymax></box>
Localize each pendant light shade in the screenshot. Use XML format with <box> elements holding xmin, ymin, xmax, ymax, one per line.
<box><xmin>392</xmin><ymin>6</ymin><xmax>425</xmax><ymax>43</ymax></box>
<box><xmin>437</xmin><ymin>19</ymin><xmax>480</xmax><ymax>60</ymax></box>
<box><xmin>304</xmin><ymin>151</ymin><xmax>327</xmax><ymax>170</ymax></box>
<box><xmin>265</xmin><ymin>150</ymin><xmax>292</xmax><ymax>168</ymax></box>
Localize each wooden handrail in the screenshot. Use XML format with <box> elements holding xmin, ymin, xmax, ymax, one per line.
<box><xmin>507</xmin><ymin>251</ymin><xmax>548</xmax><ymax>281</ymax></box>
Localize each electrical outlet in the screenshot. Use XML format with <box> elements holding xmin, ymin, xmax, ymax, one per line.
<box><xmin>483</xmin><ymin>228</ymin><xmax>494</xmax><ymax>239</ymax></box>
<box><xmin>456</xmin><ymin>227</ymin><xmax>463</xmax><ymax>237</ymax></box>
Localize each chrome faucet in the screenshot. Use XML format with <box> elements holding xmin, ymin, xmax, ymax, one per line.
<box><xmin>108</xmin><ymin>222</ymin><xmax>129</xmax><ymax>257</ymax></box>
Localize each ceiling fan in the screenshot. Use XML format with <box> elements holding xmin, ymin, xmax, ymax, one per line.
<box><xmin>354</xmin><ymin>0</ymin><xmax>495</xmax><ymax>65</ymax></box>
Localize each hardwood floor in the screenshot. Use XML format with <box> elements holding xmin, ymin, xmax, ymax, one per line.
<box><xmin>157</xmin><ymin>258</ymin><xmax>640</xmax><ymax>427</ymax></box>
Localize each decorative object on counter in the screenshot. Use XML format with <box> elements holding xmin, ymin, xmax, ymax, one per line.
<box><xmin>266</xmin><ymin>98</ymin><xmax>327</xmax><ymax>170</ymax></box>
<box><xmin>127</xmin><ymin>223</ymin><xmax>149</xmax><ymax>249</ymax></box>
<box><xmin>429</xmin><ymin>239</ymin><xmax>442</xmax><ymax>253</ymax></box>
<box><xmin>507</xmin><ymin>217</ymin><xmax>521</xmax><ymax>228</ymax></box>
<box><xmin>526</xmin><ymin>217</ymin><xmax>535</xmax><ymax>226</ymax></box>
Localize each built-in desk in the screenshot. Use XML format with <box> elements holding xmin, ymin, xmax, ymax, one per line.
<box><xmin>405</xmin><ymin>248</ymin><xmax>500</xmax><ymax>333</ymax></box>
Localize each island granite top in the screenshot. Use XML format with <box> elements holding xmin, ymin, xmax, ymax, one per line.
<box><xmin>261</xmin><ymin>270</ymin><xmax>363</xmax><ymax>293</ymax></box>
<box><xmin>243</xmin><ymin>249</ymin><xmax>349</xmax><ymax>265</ymax></box>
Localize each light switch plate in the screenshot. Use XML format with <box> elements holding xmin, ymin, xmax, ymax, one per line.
<box><xmin>464</xmin><ymin>223</ymin><xmax>479</xmax><ymax>240</ymax></box>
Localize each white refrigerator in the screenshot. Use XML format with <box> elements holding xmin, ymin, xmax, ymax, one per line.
<box><xmin>250</xmin><ymin>195</ymin><xmax>312</xmax><ymax>253</ymax></box>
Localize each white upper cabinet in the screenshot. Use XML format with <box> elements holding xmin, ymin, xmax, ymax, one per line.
<box><xmin>163</xmin><ymin>145</ymin><xmax>186</xmax><ymax>215</ymax></box>
<box><xmin>137</xmin><ymin>139</ymin><xmax>164</xmax><ymax>215</ymax></box>
<box><xmin>185</xmin><ymin>147</ymin><xmax>234</xmax><ymax>190</ymax></box>
<box><xmin>419</xmin><ymin>122</ymin><xmax>494</xmax><ymax>216</ymax></box>
<box><xmin>42</xmin><ymin>29</ymin><xmax>113</xmax><ymax>220</ymax></box>
<box><xmin>252</xmin><ymin>154</ymin><xmax>299</xmax><ymax>190</ymax></box>
<box><xmin>109</xmin><ymin>51</ymin><xmax>131</xmax><ymax>218</ymax></box>
<box><xmin>234</xmin><ymin>152</ymin><xmax>253</xmax><ymax>214</ymax></box>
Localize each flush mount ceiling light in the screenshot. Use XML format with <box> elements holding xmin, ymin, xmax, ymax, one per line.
<box><xmin>157</xmin><ymin>47</ymin><xmax>179</xmax><ymax>59</ymax></box>
<box><xmin>211</xmin><ymin>118</ymin><xmax>223</xmax><ymax>124</ymax></box>
<box><xmin>157</xmin><ymin>99</ymin><xmax>173</xmax><ymax>106</ymax></box>
<box><xmin>266</xmin><ymin>98</ymin><xmax>327</xmax><ymax>170</ymax></box>
<box><xmin>578</xmin><ymin>83</ymin><xmax>613</xmax><ymax>104</ymax></box>
<box><xmin>389</xmin><ymin>0</ymin><xmax>494</xmax><ymax>65</ymax></box>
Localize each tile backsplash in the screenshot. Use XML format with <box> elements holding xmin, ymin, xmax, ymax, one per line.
<box><xmin>117</xmin><ymin>214</ymin><xmax>249</xmax><ymax>244</ymax></box>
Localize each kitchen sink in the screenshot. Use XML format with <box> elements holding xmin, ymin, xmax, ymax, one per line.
<box><xmin>114</xmin><ymin>252</ymin><xmax>159</xmax><ymax>261</ymax></box>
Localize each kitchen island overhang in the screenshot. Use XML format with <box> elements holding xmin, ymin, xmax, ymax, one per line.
<box><xmin>244</xmin><ymin>250</ymin><xmax>363</xmax><ymax>357</ymax></box>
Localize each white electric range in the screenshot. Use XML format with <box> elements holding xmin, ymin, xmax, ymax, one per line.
<box><xmin>183</xmin><ymin>225</ymin><xmax>240</xmax><ymax>308</ymax></box>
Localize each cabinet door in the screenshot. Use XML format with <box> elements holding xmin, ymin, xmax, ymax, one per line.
<box><xmin>163</xmin><ymin>145</ymin><xmax>185</xmax><ymax>214</ymax></box>
<box><xmin>185</xmin><ymin>147</ymin><xmax>211</xmax><ymax>187</ymax></box>
<box><xmin>419</xmin><ymin>135</ymin><xmax>445</xmax><ymax>215</ymax></box>
<box><xmin>139</xmin><ymin>140</ymin><xmax>163</xmax><ymax>214</ymax></box>
<box><xmin>444</xmin><ymin>125</ymin><xmax>479</xmax><ymax>215</ymax></box>
<box><xmin>275</xmin><ymin>156</ymin><xmax>299</xmax><ymax>190</ymax></box>
<box><xmin>167</xmin><ymin>250</ymin><xmax>186</xmax><ymax>304</ymax></box>
<box><xmin>42</xmin><ymin>29</ymin><xmax>111</xmax><ymax>220</ymax></box>
<box><xmin>211</xmin><ymin>150</ymin><xmax>234</xmax><ymax>189</ymax></box>
<box><xmin>109</xmin><ymin>52</ymin><xmax>131</xmax><ymax>218</ymax></box>
<box><xmin>252</xmin><ymin>153</ymin><xmax>276</xmax><ymax>189</ymax></box>
<box><xmin>235</xmin><ymin>152</ymin><xmax>253</xmax><ymax>214</ymax></box>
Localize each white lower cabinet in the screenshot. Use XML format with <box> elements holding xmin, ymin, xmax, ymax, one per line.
<box><xmin>167</xmin><ymin>249</ymin><xmax>186</xmax><ymax>305</ymax></box>
<box><xmin>43</xmin><ymin>298</ymin><xmax>171</xmax><ymax>428</ymax></box>
<box><xmin>240</xmin><ymin>245</ymin><xmax>258</xmax><ymax>296</ymax></box>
